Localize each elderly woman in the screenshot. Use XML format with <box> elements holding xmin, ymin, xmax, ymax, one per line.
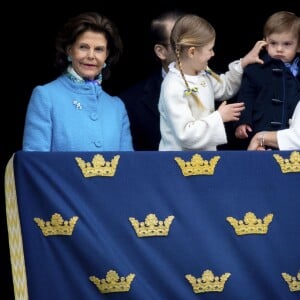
<box><xmin>23</xmin><ymin>12</ymin><xmax>133</xmax><ymax>151</ymax></box>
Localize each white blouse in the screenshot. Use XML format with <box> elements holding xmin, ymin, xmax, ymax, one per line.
<box><xmin>159</xmin><ymin>60</ymin><xmax>243</xmax><ymax>151</ymax></box>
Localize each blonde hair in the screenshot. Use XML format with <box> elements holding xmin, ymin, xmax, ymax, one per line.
<box><xmin>264</xmin><ymin>11</ymin><xmax>300</xmax><ymax>47</ymax></box>
<box><xmin>170</xmin><ymin>14</ymin><xmax>220</xmax><ymax>109</ymax></box>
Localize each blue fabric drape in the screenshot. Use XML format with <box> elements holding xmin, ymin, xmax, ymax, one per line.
<box><xmin>7</xmin><ymin>151</ymin><xmax>300</xmax><ymax>300</ymax></box>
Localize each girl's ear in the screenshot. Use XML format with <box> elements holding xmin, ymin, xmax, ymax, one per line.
<box><xmin>187</xmin><ymin>46</ymin><xmax>196</xmax><ymax>57</ymax></box>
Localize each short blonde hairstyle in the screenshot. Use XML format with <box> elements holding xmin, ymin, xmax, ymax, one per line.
<box><xmin>264</xmin><ymin>11</ymin><xmax>300</xmax><ymax>47</ymax></box>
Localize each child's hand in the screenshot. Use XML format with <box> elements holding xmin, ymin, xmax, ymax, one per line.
<box><xmin>218</xmin><ymin>101</ymin><xmax>245</xmax><ymax>122</ymax></box>
<box><xmin>235</xmin><ymin>124</ymin><xmax>252</xmax><ymax>139</ymax></box>
<box><xmin>240</xmin><ymin>40</ymin><xmax>267</xmax><ymax>68</ymax></box>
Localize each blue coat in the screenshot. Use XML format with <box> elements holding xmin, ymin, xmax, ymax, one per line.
<box><xmin>23</xmin><ymin>74</ymin><xmax>133</xmax><ymax>151</ymax></box>
<box><xmin>236</xmin><ymin>52</ymin><xmax>300</xmax><ymax>141</ymax></box>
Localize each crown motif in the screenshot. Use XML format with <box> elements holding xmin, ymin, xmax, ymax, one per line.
<box><xmin>185</xmin><ymin>269</ymin><xmax>231</xmax><ymax>293</ymax></box>
<box><xmin>89</xmin><ymin>270</ymin><xmax>135</xmax><ymax>294</ymax></box>
<box><xmin>34</xmin><ymin>213</ymin><xmax>78</xmax><ymax>236</ymax></box>
<box><xmin>282</xmin><ymin>271</ymin><xmax>300</xmax><ymax>292</ymax></box>
<box><xmin>75</xmin><ymin>154</ymin><xmax>120</xmax><ymax>177</ymax></box>
<box><xmin>129</xmin><ymin>213</ymin><xmax>174</xmax><ymax>237</ymax></box>
<box><xmin>273</xmin><ymin>151</ymin><xmax>300</xmax><ymax>173</ymax></box>
<box><xmin>226</xmin><ymin>212</ymin><xmax>273</xmax><ymax>235</ymax></box>
<box><xmin>174</xmin><ymin>154</ymin><xmax>220</xmax><ymax>176</ymax></box>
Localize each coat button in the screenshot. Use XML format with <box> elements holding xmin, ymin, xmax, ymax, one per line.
<box><xmin>94</xmin><ymin>141</ymin><xmax>102</xmax><ymax>147</ymax></box>
<box><xmin>90</xmin><ymin>113</ymin><xmax>98</xmax><ymax>121</ymax></box>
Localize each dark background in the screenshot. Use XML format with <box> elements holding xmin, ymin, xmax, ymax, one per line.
<box><xmin>1</xmin><ymin>1</ymin><xmax>299</xmax><ymax>298</ymax></box>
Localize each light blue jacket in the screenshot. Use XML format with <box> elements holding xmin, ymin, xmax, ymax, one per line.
<box><xmin>23</xmin><ymin>74</ymin><xmax>133</xmax><ymax>151</ymax></box>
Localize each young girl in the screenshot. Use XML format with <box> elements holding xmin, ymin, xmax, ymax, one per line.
<box><xmin>158</xmin><ymin>14</ymin><xmax>266</xmax><ymax>151</ymax></box>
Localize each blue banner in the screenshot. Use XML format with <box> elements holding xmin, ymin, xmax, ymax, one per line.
<box><xmin>5</xmin><ymin>151</ymin><xmax>300</xmax><ymax>300</ymax></box>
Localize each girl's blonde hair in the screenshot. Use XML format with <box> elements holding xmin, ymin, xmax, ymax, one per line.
<box><xmin>170</xmin><ymin>14</ymin><xmax>220</xmax><ymax>109</ymax></box>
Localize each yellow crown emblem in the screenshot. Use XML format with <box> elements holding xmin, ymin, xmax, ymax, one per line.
<box><xmin>75</xmin><ymin>154</ymin><xmax>120</xmax><ymax>177</ymax></box>
<box><xmin>282</xmin><ymin>271</ymin><xmax>300</xmax><ymax>292</ymax></box>
<box><xmin>129</xmin><ymin>213</ymin><xmax>174</xmax><ymax>237</ymax></box>
<box><xmin>34</xmin><ymin>213</ymin><xmax>78</xmax><ymax>236</ymax></box>
<box><xmin>273</xmin><ymin>151</ymin><xmax>300</xmax><ymax>173</ymax></box>
<box><xmin>185</xmin><ymin>269</ymin><xmax>231</xmax><ymax>293</ymax></box>
<box><xmin>226</xmin><ymin>212</ymin><xmax>273</xmax><ymax>235</ymax></box>
<box><xmin>174</xmin><ymin>154</ymin><xmax>220</xmax><ymax>176</ymax></box>
<box><xmin>89</xmin><ymin>270</ymin><xmax>135</xmax><ymax>294</ymax></box>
